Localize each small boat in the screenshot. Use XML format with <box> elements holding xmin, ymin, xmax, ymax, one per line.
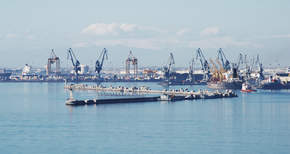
<box><xmin>241</xmin><ymin>81</ymin><xmax>257</xmax><ymax>92</ymax></box>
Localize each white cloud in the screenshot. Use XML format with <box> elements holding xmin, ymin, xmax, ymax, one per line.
<box><xmin>6</xmin><ymin>34</ymin><xmax>19</xmax><ymax>38</ymax></box>
<box><xmin>200</xmin><ymin>27</ymin><xmax>220</xmax><ymax>36</ymax></box>
<box><xmin>82</xmin><ymin>23</ymin><xmax>119</xmax><ymax>36</ymax></box>
<box><xmin>186</xmin><ymin>37</ymin><xmax>264</xmax><ymax>49</ymax></box>
<box><xmin>94</xmin><ymin>39</ymin><xmax>162</xmax><ymax>50</ymax></box>
<box><xmin>275</xmin><ymin>34</ymin><xmax>290</xmax><ymax>38</ymax></box>
<box><xmin>82</xmin><ymin>23</ymin><xmax>159</xmax><ymax>36</ymax></box>
<box><xmin>25</xmin><ymin>30</ymin><xmax>30</xmax><ymax>33</ymax></box>
<box><xmin>72</xmin><ymin>43</ymin><xmax>87</xmax><ymax>47</ymax></box>
<box><xmin>176</xmin><ymin>29</ymin><xmax>190</xmax><ymax>36</ymax></box>
<box><xmin>251</xmin><ymin>34</ymin><xmax>290</xmax><ymax>39</ymax></box>
<box><xmin>120</xmin><ymin>23</ymin><xmax>137</xmax><ymax>32</ymax></box>
<box><xmin>91</xmin><ymin>36</ymin><xmax>264</xmax><ymax>50</ymax></box>
<box><xmin>27</xmin><ymin>35</ymin><xmax>37</xmax><ymax>40</ymax></box>
<box><xmin>81</xmin><ymin>24</ymin><xmax>264</xmax><ymax>50</ymax></box>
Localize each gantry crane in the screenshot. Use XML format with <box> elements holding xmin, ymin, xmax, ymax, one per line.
<box><xmin>209</xmin><ymin>58</ymin><xmax>223</xmax><ymax>81</ymax></box>
<box><xmin>249</xmin><ymin>55</ymin><xmax>256</xmax><ymax>75</ymax></box>
<box><xmin>47</xmin><ymin>49</ymin><xmax>61</xmax><ymax>76</ymax></box>
<box><xmin>244</xmin><ymin>54</ymin><xmax>253</xmax><ymax>79</ymax></box>
<box><xmin>125</xmin><ymin>51</ymin><xmax>138</xmax><ymax>77</ymax></box>
<box><xmin>255</xmin><ymin>54</ymin><xmax>264</xmax><ymax>79</ymax></box>
<box><xmin>67</xmin><ymin>48</ymin><xmax>80</xmax><ymax>79</ymax></box>
<box><xmin>215</xmin><ymin>58</ymin><xmax>226</xmax><ymax>74</ymax></box>
<box><xmin>186</xmin><ymin>56</ymin><xmax>194</xmax><ymax>82</ymax></box>
<box><xmin>217</xmin><ymin>48</ymin><xmax>231</xmax><ymax>71</ymax></box>
<box><xmin>95</xmin><ymin>48</ymin><xmax>108</xmax><ymax>78</ymax></box>
<box><xmin>231</xmin><ymin>54</ymin><xmax>243</xmax><ymax>78</ymax></box>
<box><xmin>162</xmin><ymin>53</ymin><xmax>175</xmax><ymax>81</ymax></box>
<box><xmin>196</xmin><ymin>48</ymin><xmax>210</xmax><ymax>81</ymax></box>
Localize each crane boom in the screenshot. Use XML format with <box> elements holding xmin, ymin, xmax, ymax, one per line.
<box><xmin>209</xmin><ymin>58</ymin><xmax>223</xmax><ymax>80</ymax></box>
<box><xmin>230</xmin><ymin>54</ymin><xmax>243</xmax><ymax>78</ymax></box>
<box><xmin>250</xmin><ymin>55</ymin><xmax>255</xmax><ymax>73</ymax></box>
<box><xmin>196</xmin><ymin>48</ymin><xmax>210</xmax><ymax>81</ymax></box>
<box><xmin>162</xmin><ymin>53</ymin><xmax>175</xmax><ymax>81</ymax></box>
<box><xmin>235</xmin><ymin>54</ymin><xmax>243</xmax><ymax>70</ymax></box>
<box><xmin>217</xmin><ymin>48</ymin><xmax>231</xmax><ymax>71</ymax></box>
<box><xmin>255</xmin><ymin>54</ymin><xmax>264</xmax><ymax>80</ymax></box>
<box><xmin>67</xmin><ymin>48</ymin><xmax>80</xmax><ymax>79</ymax></box>
<box><xmin>95</xmin><ymin>48</ymin><xmax>108</xmax><ymax>78</ymax></box>
<box><xmin>215</xmin><ymin>58</ymin><xmax>226</xmax><ymax>73</ymax></box>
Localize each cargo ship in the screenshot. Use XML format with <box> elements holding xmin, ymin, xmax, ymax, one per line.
<box><xmin>256</xmin><ymin>76</ymin><xmax>290</xmax><ymax>89</ymax></box>
<box><xmin>0</xmin><ymin>73</ymin><xmax>12</xmax><ymax>80</ymax></box>
<box><xmin>207</xmin><ymin>78</ymin><xmax>243</xmax><ymax>89</ymax></box>
<box><xmin>158</xmin><ymin>72</ymin><xmax>205</xmax><ymax>86</ymax></box>
<box><xmin>207</xmin><ymin>61</ymin><xmax>243</xmax><ymax>89</ymax></box>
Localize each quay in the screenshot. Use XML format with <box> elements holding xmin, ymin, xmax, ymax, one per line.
<box><xmin>65</xmin><ymin>84</ymin><xmax>238</xmax><ymax>105</ymax></box>
<box><xmin>64</xmin><ymin>84</ymin><xmax>238</xmax><ymax>97</ymax></box>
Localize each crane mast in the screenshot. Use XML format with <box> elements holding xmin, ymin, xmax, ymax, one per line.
<box><xmin>217</xmin><ymin>48</ymin><xmax>231</xmax><ymax>71</ymax></box>
<box><xmin>67</xmin><ymin>48</ymin><xmax>80</xmax><ymax>79</ymax></box>
<box><xmin>196</xmin><ymin>48</ymin><xmax>210</xmax><ymax>81</ymax></box>
<box><xmin>209</xmin><ymin>58</ymin><xmax>223</xmax><ymax>81</ymax></box>
<box><xmin>186</xmin><ymin>56</ymin><xmax>194</xmax><ymax>82</ymax></box>
<box><xmin>47</xmin><ymin>49</ymin><xmax>61</xmax><ymax>76</ymax></box>
<box><xmin>162</xmin><ymin>53</ymin><xmax>175</xmax><ymax>81</ymax></box>
<box><xmin>231</xmin><ymin>54</ymin><xmax>243</xmax><ymax>78</ymax></box>
<box><xmin>255</xmin><ymin>54</ymin><xmax>264</xmax><ymax>79</ymax></box>
<box><xmin>244</xmin><ymin>54</ymin><xmax>251</xmax><ymax>78</ymax></box>
<box><xmin>95</xmin><ymin>48</ymin><xmax>108</xmax><ymax>78</ymax></box>
<box><xmin>215</xmin><ymin>58</ymin><xmax>226</xmax><ymax>74</ymax></box>
<box><xmin>249</xmin><ymin>55</ymin><xmax>255</xmax><ymax>74</ymax></box>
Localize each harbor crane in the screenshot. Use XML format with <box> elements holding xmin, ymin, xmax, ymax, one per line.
<box><xmin>255</xmin><ymin>54</ymin><xmax>265</xmax><ymax>80</ymax></box>
<box><xmin>217</xmin><ymin>48</ymin><xmax>231</xmax><ymax>71</ymax></box>
<box><xmin>125</xmin><ymin>51</ymin><xmax>138</xmax><ymax>77</ymax></box>
<box><xmin>249</xmin><ymin>55</ymin><xmax>256</xmax><ymax>74</ymax></box>
<box><xmin>95</xmin><ymin>48</ymin><xmax>108</xmax><ymax>78</ymax></box>
<box><xmin>209</xmin><ymin>58</ymin><xmax>223</xmax><ymax>81</ymax></box>
<box><xmin>47</xmin><ymin>49</ymin><xmax>61</xmax><ymax>76</ymax></box>
<box><xmin>67</xmin><ymin>48</ymin><xmax>80</xmax><ymax>79</ymax></box>
<box><xmin>231</xmin><ymin>54</ymin><xmax>243</xmax><ymax>78</ymax></box>
<box><xmin>244</xmin><ymin>54</ymin><xmax>251</xmax><ymax>78</ymax></box>
<box><xmin>186</xmin><ymin>56</ymin><xmax>194</xmax><ymax>82</ymax></box>
<box><xmin>215</xmin><ymin>58</ymin><xmax>226</xmax><ymax>74</ymax></box>
<box><xmin>162</xmin><ymin>53</ymin><xmax>175</xmax><ymax>81</ymax></box>
<box><xmin>196</xmin><ymin>48</ymin><xmax>210</xmax><ymax>81</ymax></box>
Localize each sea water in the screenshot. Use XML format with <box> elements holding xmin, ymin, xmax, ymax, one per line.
<box><xmin>0</xmin><ymin>82</ymin><xmax>290</xmax><ymax>153</ymax></box>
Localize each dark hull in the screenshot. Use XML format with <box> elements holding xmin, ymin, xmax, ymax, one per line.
<box><xmin>256</xmin><ymin>83</ymin><xmax>290</xmax><ymax>89</ymax></box>
<box><xmin>169</xmin><ymin>73</ymin><xmax>204</xmax><ymax>82</ymax></box>
<box><xmin>0</xmin><ymin>73</ymin><xmax>12</xmax><ymax>79</ymax></box>
<box><xmin>207</xmin><ymin>81</ymin><xmax>243</xmax><ymax>89</ymax></box>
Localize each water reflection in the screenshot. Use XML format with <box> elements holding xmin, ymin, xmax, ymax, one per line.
<box><xmin>47</xmin><ymin>82</ymin><xmax>63</xmax><ymax>93</ymax></box>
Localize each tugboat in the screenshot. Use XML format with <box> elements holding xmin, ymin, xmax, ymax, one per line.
<box><xmin>241</xmin><ymin>81</ymin><xmax>257</xmax><ymax>92</ymax></box>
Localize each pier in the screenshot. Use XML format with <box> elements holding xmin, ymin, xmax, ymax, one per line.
<box><xmin>64</xmin><ymin>84</ymin><xmax>238</xmax><ymax>105</ymax></box>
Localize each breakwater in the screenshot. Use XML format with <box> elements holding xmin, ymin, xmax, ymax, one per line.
<box><xmin>64</xmin><ymin>84</ymin><xmax>238</xmax><ymax>99</ymax></box>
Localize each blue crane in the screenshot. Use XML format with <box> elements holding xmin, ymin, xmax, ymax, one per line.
<box><xmin>230</xmin><ymin>54</ymin><xmax>243</xmax><ymax>78</ymax></box>
<box><xmin>67</xmin><ymin>48</ymin><xmax>80</xmax><ymax>79</ymax></box>
<box><xmin>196</xmin><ymin>48</ymin><xmax>210</xmax><ymax>81</ymax></box>
<box><xmin>162</xmin><ymin>53</ymin><xmax>175</xmax><ymax>82</ymax></box>
<box><xmin>217</xmin><ymin>48</ymin><xmax>231</xmax><ymax>71</ymax></box>
<box><xmin>95</xmin><ymin>48</ymin><xmax>108</xmax><ymax>78</ymax></box>
<box><xmin>255</xmin><ymin>54</ymin><xmax>264</xmax><ymax>80</ymax></box>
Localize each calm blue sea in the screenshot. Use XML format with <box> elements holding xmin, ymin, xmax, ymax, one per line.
<box><xmin>0</xmin><ymin>82</ymin><xmax>290</xmax><ymax>154</ymax></box>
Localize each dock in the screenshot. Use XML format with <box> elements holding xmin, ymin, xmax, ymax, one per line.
<box><xmin>65</xmin><ymin>84</ymin><xmax>238</xmax><ymax>105</ymax></box>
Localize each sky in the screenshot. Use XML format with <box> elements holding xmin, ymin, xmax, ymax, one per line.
<box><xmin>1</xmin><ymin>0</ymin><xmax>290</xmax><ymax>69</ymax></box>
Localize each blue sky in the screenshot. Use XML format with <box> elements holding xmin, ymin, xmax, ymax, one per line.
<box><xmin>1</xmin><ymin>0</ymin><xmax>290</xmax><ymax>69</ymax></box>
